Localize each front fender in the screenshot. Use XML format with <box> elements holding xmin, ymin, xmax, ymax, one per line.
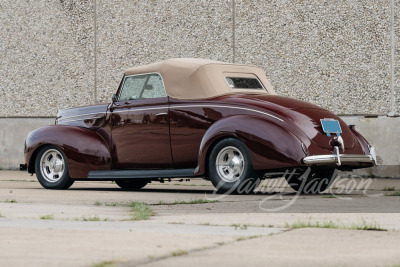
<box><xmin>194</xmin><ymin>115</ymin><xmax>306</xmax><ymax>176</ymax></box>
<box><xmin>25</xmin><ymin>125</ymin><xmax>111</xmax><ymax>178</ymax></box>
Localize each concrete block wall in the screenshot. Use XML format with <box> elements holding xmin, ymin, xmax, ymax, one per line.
<box><xmin>0</xmin><ymin>0</ymin><xmax>399</xmax><ymax>177</ymax></box>
<box><xmin>235</xmin><ymin>1</ymin><xmax>393</xmax><ymax>115</ymax></box>
<box><xmin>0</xmin><ymin>0</ymin><xmax>95</xmax><ymax>116</ymax></box>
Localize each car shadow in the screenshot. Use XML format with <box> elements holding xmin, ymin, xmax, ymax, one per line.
<box><xmin>62</xmin><ymin>186</ymin><xmax>297</xmax><ymax>196</ymax></box>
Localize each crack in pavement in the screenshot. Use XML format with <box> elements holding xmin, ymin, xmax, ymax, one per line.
<box><xmin>121</xmin><ymin>230</ymin><xmax>289</xmax><ymax>267</ymax></box>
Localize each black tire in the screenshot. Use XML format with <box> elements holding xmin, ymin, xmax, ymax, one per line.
<box><xmin>285</xmin><ymin>168</ymin><xmax>337</xmax><ymax>194</ymax></box>
<box><xmin>115</xmin><ymin>179</ymin><xmax>149</xmax><ymax>190</ymax></box>
<box><xmin>208</xmin><ymin>138</ymin><xmax>260</xmax><ymax>194</ymax></box>
<box><xmin>35</xmin><ymin>145</ymin><xmax>74</xmax><ymax>190</ymax></box>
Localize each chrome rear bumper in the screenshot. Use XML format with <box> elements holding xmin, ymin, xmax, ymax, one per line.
<box><xmin>303</xmin><ymin>147</ymin><xmax>381</xmax><ymax>166</ymax></box>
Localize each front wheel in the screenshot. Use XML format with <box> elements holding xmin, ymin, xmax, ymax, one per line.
<box><xmin>35</xmin><ymin>145</ymin><xmax>74</xmax><ymax>189</ymax></box>
<box><xmin>208</xmin><ymin>138</ymin><xmax>260</xmax><ymax>194</ymax></box>
<box><xmin>285</xmin><ymin>168</ymin><xmax>337</xmax><ymax>194</ymax></box>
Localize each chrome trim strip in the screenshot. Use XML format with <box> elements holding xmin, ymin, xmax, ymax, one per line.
<box><xmin>58</xmin><ymin>112</ymin><xmax>106</xmax><ymax>121</ymax></box>
<box><xmin>303</xmin><ymin>154</ymin><xmax>375</xmax><ymax>165</ymax></box>
<box><xmin>112</xmin><ymin>104</ymin><xmax>282</xmax><ymax>122</ymax></box>
<box><xmin>112</xmin><ymin>106</ymin><xmax>168</xmax><ymax>114</ymax></box>
<box><xmin>59</xmin><ymin>104</ymin><xmax>283</xmax><ymax>122</ymax></box>
<box><xmin>170</xmin><ymin>104</ymin><xmax>283</xmax><ymax>122</ymax></box>
<box><xmin>58</xmin><ymin>116</ymin><xmax>103</xmax><ymax>124</ymax></box>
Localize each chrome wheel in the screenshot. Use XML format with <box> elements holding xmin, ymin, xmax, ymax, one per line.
<box><xmin>39</xmin><ymin>149</ymin><xmax>65</xmax><ymax>183</ymax></box>
<box><xmin>208</xmin><ymin>138</ymin><xmax>258</xmax><ymax>194</ymax></box>
<box><xmin>215</xmin><ymin>146</ymin><xmax>245</xmax><ymax>183</ymax></box>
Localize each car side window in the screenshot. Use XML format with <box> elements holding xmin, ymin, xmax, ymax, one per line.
<box><xmin>119</xmin><ymin>73</ymin><xmax>166</xmax><ymax>101</ymax></box>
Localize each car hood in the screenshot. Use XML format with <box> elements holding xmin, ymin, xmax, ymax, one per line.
<box><xmin>56</xmin><ymin>103</ymin><xmax>109</xmax><ymax>128</ymax></box>
<box><xmin>218</xmin><ymin>94</ymin><xmax>355</xmax><ymax>149</ymax></box>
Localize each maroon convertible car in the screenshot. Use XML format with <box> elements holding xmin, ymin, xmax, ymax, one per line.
<box><xmin>22</xmin><ymin>58</ymin><xmax>379</xmax><ymax>194</ymax></box>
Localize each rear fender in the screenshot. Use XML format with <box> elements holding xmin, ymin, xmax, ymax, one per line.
<box><xmin>350</xmin><ymin>127</ymin><xmax>371</xmax><ymax>155</ymax></box>
<box><xmin>25</xmin><ymin>125</ymin><xmax>111</xmax><ymax>178</ymax></box>
<box><xmin>194</xmin><ymin>115</ymin><xmax>305</xmax><ymax>176</ymax></box>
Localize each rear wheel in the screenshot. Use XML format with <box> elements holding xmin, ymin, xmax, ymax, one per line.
<box><xmin>35</xmin><ymin>145</ymin><xmax>74</xmax><ymax>189</ymax></box>
<box><xmin>208</xmin><ymin>138</ymin><xmax>260</xmax><ymax>194</ymax></box>
<box><xmin>115</xmin><ymin>179</ymin><xmax>149</xmax><ymax>190</ymax></box>
<box><xmin>285</xmin><ymin>168</ymin><xmax>337</xmax><ymax>194</ymax></box>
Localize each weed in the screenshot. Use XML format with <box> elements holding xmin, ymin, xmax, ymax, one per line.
<box><xmin>0</xmin><ymin>212</ymin><xmax>4</xmax><ymax>218</ymax></box>
<box><xmin>40</xmin><ymin>214</ymin><xmax>55</xmax><ymax>220</ymax></box>
<box><xmin>129</xmin><ymin>202</ymin><xmax>154</xmax><ymax>221</ymax></box>
<box><xmin>286</xmin><ymin>220</ymin><xmax>340</xmax><ymax>229</ymax></box>
<box><xmin>3</xmin><ymin>199</ymin><xmax>17</xmax><ymax>203</ymax></box>
<box><xmin>383</xmin><ymin>187</ymin><xmax>396</xmax><ymax>191</ymax></box>
<box><xmin>386</xmin><ymin>191</ymin><xmax>400</xmax><ymax>196</ymax></box>
<box><xmin>94</xmin><ymin>202</ymin><xmax>126</xmax><ymax>207</ymax></box>
<box><xmin>350</xmin><ymin>219</ymin><xmax>386</xmax><ymax>231</ymax></box>
<box><xmin>170</xmin><ymin>250</ymin><xmax>188</xmax><ymax>257</ymax></box>
<box><xmin>105</xmin><ymin>202</ymin><xmax>120</xmax><ymax>207</ymax></box>
<box><xmin>231</xmin><ymin>224</ymin><xmax>249</xmax><ymax>230</ymax></box>
<box><xmin>236</xmin><ymin>235</ymin><xmax>261</xmax><ymax>242</ymax></box>
<box><xmin>285</xmin><ymin>219</ymin><xmax>386</xmax><ymax>231</ymax></box>
<box><xmin>322</xmin><ymin>195</ymin><xmax>337</xmax><ymax>198</ymax></box>
<box><xmin>91</xmin><ymin>260</ymin><xmax>119</xmax><ymax>267</ymax></box>
<box><xmin>82</xmin><ymin>215</ymin><xmax>101</xmax><ymax>221</ymax></box>
<box><xmin>183</xmin><ymin>199</ymin><xmax>218</xmax><ymax>204</ymax></box>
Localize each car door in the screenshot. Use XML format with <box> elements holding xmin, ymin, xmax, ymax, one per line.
<box><xmin>110</xmin><ymin>73</ymin><xmax>173</xmax><ymax>169</ymax></box>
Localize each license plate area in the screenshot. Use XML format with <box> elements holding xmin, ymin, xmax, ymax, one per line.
<box><xmin>320</xmin><ymin>118</ymin><xmax>342</xmax><ymax>137</ymax></box>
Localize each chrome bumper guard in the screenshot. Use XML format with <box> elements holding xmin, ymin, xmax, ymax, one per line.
<box><xmin>303</xmin><ymin>146</ymin><xmax>382</xmax><ymax>166</ymax></box>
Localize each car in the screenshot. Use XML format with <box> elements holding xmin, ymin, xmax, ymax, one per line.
<box><xmin>21</xmin><ymin>58</ymin><xmax>380</xmax><ymax>194</ymax></box>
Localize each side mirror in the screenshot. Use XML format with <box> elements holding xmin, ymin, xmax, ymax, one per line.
<box><xmin>112</xmin><ymin>94</ymin><xmax>118</xmax><ymax>102</ymax></box>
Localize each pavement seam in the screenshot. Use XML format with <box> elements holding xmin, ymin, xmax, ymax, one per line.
<box><xmin>118</xmin><ymin>228</ymin><xmax>290</xmax><ymax>267</ymax></box>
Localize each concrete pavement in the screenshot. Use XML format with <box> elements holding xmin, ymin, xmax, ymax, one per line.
<box><xmin>1</xmin><ymin>171</ymin><xmax>400</xmax><ymax>267</ymax></box>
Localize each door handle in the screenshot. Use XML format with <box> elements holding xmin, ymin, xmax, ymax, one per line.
<box><xmin>155</xmin><ymin>112</ymin><xmax>168</xmax><ymax>116</ymax></box>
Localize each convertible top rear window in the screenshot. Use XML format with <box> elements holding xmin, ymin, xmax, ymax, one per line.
<box><xmin>225</xmin><ymin>77</ymin><xmax>264</xmax><ymax>89</ymax></box>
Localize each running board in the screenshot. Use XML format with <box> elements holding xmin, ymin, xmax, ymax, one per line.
<box><xmin>87</xmin><ymin>169</ymin><xmax>195</xmax><ymax>180</ymax></box>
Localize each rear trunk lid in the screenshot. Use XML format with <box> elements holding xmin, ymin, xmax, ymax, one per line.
<box><xmin>220</xmin><ymin>94</ymin><xmax>355</xmax><ymax>149</ymax></box>
<box><xmin>287</xmin><ymin>107</ymin><xmax>355</xmax><ymax>149</ymax></box>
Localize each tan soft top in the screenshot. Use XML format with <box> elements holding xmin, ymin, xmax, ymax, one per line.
<box><xmin>124</xmin><ymin>58</ymin><xmax>275</xmax><ymax>100</ymax></box>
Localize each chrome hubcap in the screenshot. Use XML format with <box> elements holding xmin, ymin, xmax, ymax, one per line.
<box><xmin>40</xmin><ymin>149</ymin><xmax>65</xmax><ymax>183</ymax></box>
<box><xmin>216</xmin><ymin>146</ymin><xmax>245</xmax><ymax>182</ymax></box>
